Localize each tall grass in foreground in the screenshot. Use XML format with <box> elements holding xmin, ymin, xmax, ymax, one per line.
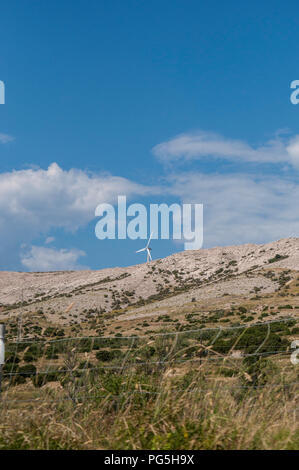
<box><xmin>0</xmin><ymin>357</ymin><xmax>298</xmax><ymax>450</ymax></box>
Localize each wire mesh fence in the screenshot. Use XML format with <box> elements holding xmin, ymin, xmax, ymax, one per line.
<box><xmin>0</xmin><ymin>316</ymin><xmax>298</xmax><ymax>409</ymax></box>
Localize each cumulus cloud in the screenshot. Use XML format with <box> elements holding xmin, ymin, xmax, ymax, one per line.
<box><xmin>169</xmin><ymin>171</ymin><xmax>299</xmax><ymax>247</ymax></box>
<box><xmin>0</xmin><ymin>133</ymin><xmax>14</xmax><ymax>144</ymax></box>
<box><xmin>153</xmin><ymin>129</ymin><xmax>299</xmax><ymax>246</ymax></box>
<box><xmin>153</xmin><ymin>130</ymin><xmax>299</xmax><ymax>167</ymax></box>
<box><xmin>2</xmin><ymin>129</ymin><xmax>299</xmax><ymax>270</ymax></box>
<box><xmin>21</xmin><ymin>245</ymin><xmax>88</xmax><ymax>271</ymax></box>
<box><xmin>0</xmin><ymin>162</ymin><xmax>158</xmax><ymax>268</ymax></box>
<box><xmin>0</xmin><ymin>162</ymin><xmax>155</xmax><ymax>232</ymax></box>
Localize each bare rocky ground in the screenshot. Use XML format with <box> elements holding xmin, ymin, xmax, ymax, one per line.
<box><xmin>0</xmin><ymin>237</ymin><xmax>299</xmax><ymax>335</ymax></box>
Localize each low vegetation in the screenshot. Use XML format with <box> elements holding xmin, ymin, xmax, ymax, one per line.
<box><xmin>1</xmin><ymin>239</ymin><xmax>299</xmax><ymax>449</ymax></box>
<box><xmin>0</xmin><ymin>315</ymin><xmax>298</xmax><ymax>450</ymax></box>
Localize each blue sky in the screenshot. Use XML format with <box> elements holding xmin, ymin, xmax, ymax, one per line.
<box><xmin>1</xmin><ymin>0</ymin><xmax>299</xmax><ymax>271</ymax></box>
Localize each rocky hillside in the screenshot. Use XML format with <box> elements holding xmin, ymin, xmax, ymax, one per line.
<box><xmin>0</xmin><ymin>238</ymin><xmax>298</xmax><ymax>329</ymax></box>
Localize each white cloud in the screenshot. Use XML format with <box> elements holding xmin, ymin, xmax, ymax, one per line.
<box><xmin>45</xmin><ymin>236</ymin><xmax>55</xmax><ymax>244</ymax></box>
<box><xmin>2</xmin><ymin>130</ymin><xmax>299</xmax><ymax>270</ymax></box>
<box><xmin>21</xmin><ymin>245</ymin><xmax>88</xmax><ymax>271</ymax></box>
<box><xmin>169</xmin><ymin>171</ymin><xmax>299</xmax><ymax>247</ymax></box>
<box><xmin>153</xmin><ymin>129</ymin><xmax>299</xmax><ymax>247</ymax></box>
<box><xmin>286</xmin><ymin>135</ymin><xmax>299</xmax><ymax>167</ymax></box>
<box><xmin>0</xmin><ymin>133</ymin><xmax>14</xmax><ymax>144</ymax></box>
<box><xmin>0</xmin><ymin>162</ymin><xmax>155</xmax><ymax>233</ymax></box>
<box><xmin>153</xmin><ymin>130</ymin><xmax>299</xmax><ymax>167</ymax></box>
<box><xmin>0</xmin><ymin>162</ymin><xmax>158</xmax><ymax>268</ymax></box>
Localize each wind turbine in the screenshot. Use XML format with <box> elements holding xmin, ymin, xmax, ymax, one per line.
<box><xmin>136</xmin><ymin>232</ymin><xmax>153</xmax><ymax>263</ymax></box>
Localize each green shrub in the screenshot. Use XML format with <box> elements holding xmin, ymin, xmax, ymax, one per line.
<box><xmin>238</xmin><ymin>306</ymin><xmax>247</xmax><ymax>314</ymax></box>
<box><xmin>96</xmin><ymin>350</ymin><xmax>117</xmax><ymax>362</ymax></box>
<box><xmin>18</xmin><ymin>364</ymin><xmax>37</xmax><ymax>377</ymax></box>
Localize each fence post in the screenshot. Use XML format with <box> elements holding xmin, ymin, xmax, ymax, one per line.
<box><xmin>0</xmin><ymin>324</ymin><xmax>5</xmax><ymax>396</ymax></box>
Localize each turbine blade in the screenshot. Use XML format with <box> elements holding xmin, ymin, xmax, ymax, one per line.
<box><xmin>147</xmin><ymin>248</ymin><xmax>152</xmax><ymax>261</ymax></box>
<box><xmin>136</xmin><ymin>247</ymin><xmax>146</xmax><ymax>253</ymax></box>
<box><xmin>146</xmin><ymin>231</ymin><xmax>154</xmax><ymax>248</ymax></box>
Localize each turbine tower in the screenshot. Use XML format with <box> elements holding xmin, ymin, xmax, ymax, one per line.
<box><xmin>136</xmin><ymin>232</ymin><xmax>153</xmax><ymax>263</ymax></box>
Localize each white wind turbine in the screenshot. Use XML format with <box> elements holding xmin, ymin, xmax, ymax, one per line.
<box><xmin>136</xmin><ymin>232</ymin><xmax>153</xmax><ymax>263</ymax></box>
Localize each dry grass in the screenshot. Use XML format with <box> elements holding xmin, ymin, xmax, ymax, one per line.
<box><xmin>0</xmin><ymin>255</ymin><xmax>298</xmax><ymax>450</ymax></box>
<box><xmin>0</xmin><ymin>357</ymin><xmax>298</xmax><ymax>450</ymax></box>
